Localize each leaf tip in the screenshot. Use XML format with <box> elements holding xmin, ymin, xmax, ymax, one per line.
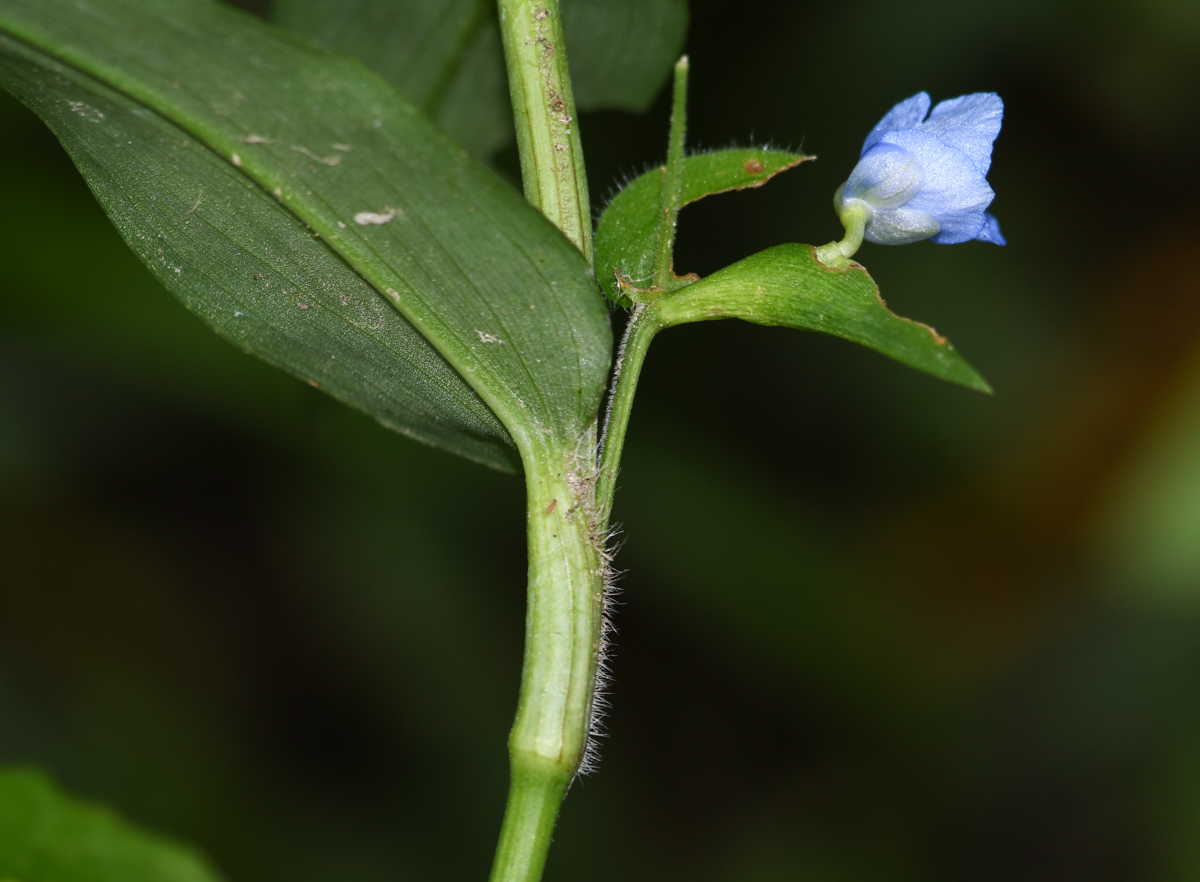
<box><xmin>968</xmin><ymin>373</ymin><xmax>994</xmax><ymax>395</ymax></box>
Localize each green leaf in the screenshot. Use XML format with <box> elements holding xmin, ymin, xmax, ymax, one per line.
<box><xmin>0</xmin><ymin>0</ymin><xmax>611</xmax><ymax>464</ymax></box>
<box><xmin>654</xmin><ymin>244</ymin><xmax>991</xmax><ymax>392</ymax></box>
<box><xmin>270</xmin><ymin>0</ymin><xmax>513</xmax><ymax>163</ymax></box>
<box><xmin>429</xmin><ymin>16</ymin><xmax>511</xmax><ymax>162</ymax></box>
<box><xmin>0</xmin><ymin>768</ymin><xmax>224</xmax><ymax>882</ymax></box>
<box><xmin>595</xmin><ymin>148</ymin><xmax>810</xmax><ymax>304</ymax></box>
<box><xmin>563</xmin><ymin>0</ymin><xmax>689</xmax><ymax>112</ymax></box>
<box><xmin>270</xmin><ymin>0</ymin><xmax>687</xmax><ymax>163</ymax></box>
<box><xmin>0</xmin><ymin>36</ymin><xmax>518</xmax><ymax>472</ymax></box>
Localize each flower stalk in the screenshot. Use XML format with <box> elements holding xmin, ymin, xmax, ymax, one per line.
<box><xmin>815</xmin><ymin>199</ymin><xmax>868</xmax><ymax>268</ymax></box>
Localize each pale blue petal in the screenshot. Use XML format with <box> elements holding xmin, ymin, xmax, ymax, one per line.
<box><xmin>844</xmin><ymin>142</ymin><xmax>925</xmax><ymax>209</ymax></box>
<box><xmin>918</xmin><ymin>92</ymin><xmax>1003</xmax><ymax>174</ymax></box>
<box><xmin>928</xmin><ymin>219</ymin><xmax>986</xmax><ymax>245</ymax></box>
<box><xmin>864</xmin><ymin>206</ymin><xmax>941</xmax><ymax>246</ymax></box>
<box><xmin>839</xmin><ymin>90</ymin><xmax>1006</xmax><ymax>249</ymax></box>
<box><xmin>861</xmin><ymin>92</ymin><xmax>930</xmax><ymax>155</ymax></box>
<box><xmin>879</xmin><ymin>129</ymin><xmax>994</xmax><ymax>244</ymax></box>
<box><xmin>973</xmin><ymin>213</ymin><xmax>1006</xmax><ymax>245</ymax></box>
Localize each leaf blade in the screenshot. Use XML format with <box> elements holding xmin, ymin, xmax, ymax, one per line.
<box><xmin>0</xmin><ymin>32</ymin><xmax>520</xmax><ymax>471</ymax></box>
<box><xmin>0</xmin><ymin>0</ymin><xmax>612</xmax><ymax>456</ymax></box>
<box><xmin>655</xmin><ymin>244</ymin><xmax>991</xmax><ymax>392</ymax></box>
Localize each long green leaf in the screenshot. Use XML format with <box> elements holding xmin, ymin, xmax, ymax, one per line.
<box><xmin>595</xmin><ymin>148</ymin><xmax>810</xmax><ymax>303</ymax></box>
<box><xmin>0</xmin><ymin>768</ymin><xmax>223</xmax><ymax>882</ymax></box>
<box><xmin>655</xmin><ymin>244</ymin><xmax>991</xmax><ymax>392</ymax></box>
<box><xmin>0</xmin><ymin>0</ymin><xmax>611</xmax><ymax>461</ymax></box>
<box><xmin>0</xmin><ymin>34</ymin><xmax>518</xmax><ymax>472</ymax></box>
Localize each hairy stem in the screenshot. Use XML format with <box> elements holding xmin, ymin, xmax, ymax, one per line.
<box><xmin>490</xmin><ymin>435</ymin><xmax>605</xmax><ymax>882</ymax></box>
<box><xmin>496</xmin><ymin>0</ymin><xmax>592</xmax><ymax>264</ymax></box>
<box><xmin>490</xmin><ymin>2</ymin><xmax>602</xmax><ymax>879</ymax></box>
<box><xmin>597</xmin><ymin>305</ymin><xmax>663</xmax><ymax>524</ymax></box>
<box><xmin>491</xmin><ymin>3</ymin><xmax>602</xmax><ymax>880</ymax></box>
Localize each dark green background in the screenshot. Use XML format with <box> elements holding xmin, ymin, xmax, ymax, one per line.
<box><xmin>4</xmin><ymin>0</ymin><xmax>1200</xmax><ymax>879</ymax></box>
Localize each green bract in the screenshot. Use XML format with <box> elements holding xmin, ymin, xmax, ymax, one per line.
<box><xmin>655</xmin><ymin>244</ymin><xmax>990</xmax><ymax>392</ymax></box>
<box><xmin>596</xmin><ymin>148</ymin><xmax>810</xmax><ymax>304</ymax></box>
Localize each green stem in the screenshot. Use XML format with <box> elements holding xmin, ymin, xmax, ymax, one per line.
<box><xmin>597</xmin><ymin>305</ymin><xmax>663</xmax><ymax>524</ymax></box>
<box><xmin>496</xmin><ymin>0</ymin><xmax>592</xmax><ymax>264</ymax></box>
<box><xmin>652</xmin><ymin>56</ymin><xmax>689</xmax><ymax>288</ymax></box>
<box><xmin>490</xmin><ymin>435</ymin><xmax>605</xmax><ymax>882</ymax></box>
<box><xmin>490</xmin><ymin>764</ymin><xmax>569</xmax><ymax>882</ymax></box>
<box><xmin>491</xmin><ymin>4</ymin><xmax>601</xmax><ymax>880</ymax></box>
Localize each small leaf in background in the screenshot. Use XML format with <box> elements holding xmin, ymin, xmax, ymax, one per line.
<box><xmin>0</xmin><ymin>36</ymin><xmax>519</xmax><ymax>472</ymax></box>
<box><xmin>0</xmin><ymin>0</ymin><xmax>612</xmax><ymax>457</ymax></box>
<box><xmin>428</xmin><ymin>16</ymin><xmax>511</xmax><ymax>162</ymax></box>
<box><xmin>271</xmin><ymin>0</ymin><xmax>688</xmax><ymax>164</ymax></box>
<box><xmin>272</xmin><ymin>0</ymin><xmax>482</xmax><ymax>107</ymax></box>
<box><xmin>595</xmin><ymin>148</ymin><xmax>810</xmax><ymax>302</ymax></box>
<box><xmin>563</xmin><ymin>0</ymin><xmax>688</xmax><ymax>112</ymax></box>
<box><xmin>0</xmin><ymin>768</ymin><xmax>224</xmax><ymax>882</ymax></box>
<box><xmin>1097</xmin><ymin>350</ymin><xmax>1200</xmax><ymax>601</ymax></box>
<box><xmin>271</xmin><ymin>0</ymin><xmax>513</xmax><ymax>163</ymax></box>
<box><xmin>655</xmin><ymin>244</ymin><xmax>991</xmax><ymax>392</ymax></box>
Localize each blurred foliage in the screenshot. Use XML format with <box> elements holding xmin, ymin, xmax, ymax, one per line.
<box><xmin>3</xmin><ymin>0</ymin><xmax>1200</xmax><ymax>879</ymax></box>
<box><xmin>271</xmin><ymin>0</ymin><xmax>687</xmax><ymax>163</ymax></box>
<box><xmin>0</xmin><ymin>769</ymin><xmax>224</xmax><ymax>882</ymax></box>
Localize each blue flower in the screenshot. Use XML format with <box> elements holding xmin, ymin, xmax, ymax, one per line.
<box><xmin>829</xmin><ymin>92</ymin><xmax>1005</xmax><ymax>254</ymax></box>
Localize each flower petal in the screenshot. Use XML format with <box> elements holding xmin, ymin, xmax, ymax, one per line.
<box><xmin>879</xmin><ymin>129</ymin><xmax>994</xmax><ymax>244</ymax></box>
<box><xmin>864</xmin><ymin>206</ymin><xmax>941</xmax><ymax>246</ymax></box>
<box><xmin>844</xmin><ymin>142</ymin><xmax>926</xmax><ymax>209</ymax></box>
<box><xmin>918</xmin><ymin>92</ymin><xmax>1003</xmax><ymax>174</ymax></box>
<box><xmin>974</xmin><ymin>212</ymin><xmax>1006</xmax><ymax>245</ymax></box>
<box><xmin>861</xmin><ymin>92</ymin><xmax>931</xmax><ymax>155</ymax></box>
